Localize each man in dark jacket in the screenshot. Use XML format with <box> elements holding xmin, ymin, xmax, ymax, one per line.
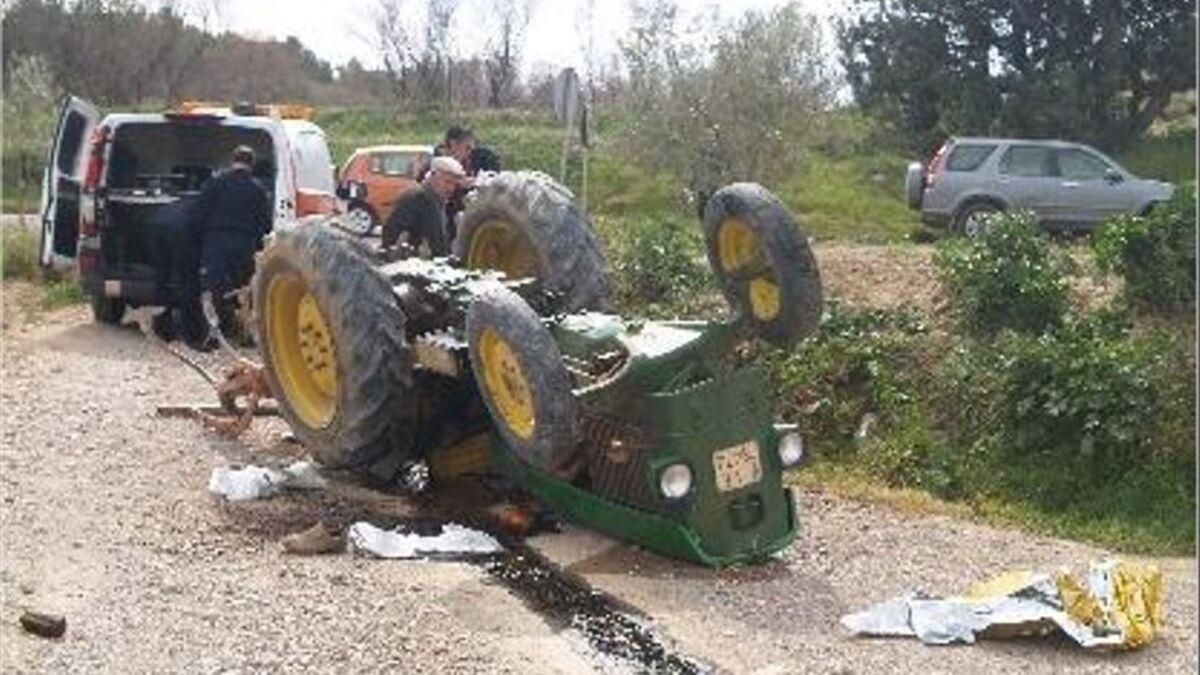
<box><xmin>381</xmin><ymin>156</ymin><xmax>465</xmax><ymax>256</ymax></box>
<box><xmin>181</xmin><ymin>145</ymin><xmax>272</xmax><ymax>349</ymax></box>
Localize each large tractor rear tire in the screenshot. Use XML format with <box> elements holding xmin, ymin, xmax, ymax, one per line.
<box><xmin>253</xmin><ymin>225</ymin><xmax>417</xmax><ymax>469</ymax></box>
<box><xmin>455</xmin><ymin>171</ymin><xmax>611</xmax><ymax>313</ymax></box>
<box><xmin>703</xmin><ymin>183</ymin><xmax>823</xmax><ymax>348</ymax></box>
<box><xmin>466</xmin><ymin>286</ymin><xmax>580</xmax><ymax>476</ymax></box>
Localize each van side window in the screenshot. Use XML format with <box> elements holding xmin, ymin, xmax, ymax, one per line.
<box><xmin>57</xmin><ymin>111</ymin><xmax>88</xmax><ymax>175</ymax></box>
<box><xmin>946</xmin><ymin>144</ymin><xmax>996</xmax><ymax>171</ymax></box>
<box><xmin>999</xmin><ymin>146</ymin><xmax>1054</xmax><ymax>177</ymax></box>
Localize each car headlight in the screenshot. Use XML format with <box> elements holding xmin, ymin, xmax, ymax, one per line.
<box><xmin>778</xmin><ymin>432</ymin><xmax>805</xmax><ymax>467</ymax></box>
<box><xmin>659</xmin><ymin>463</ymin><xmax>693</xmax><ymax>499</ymax></box>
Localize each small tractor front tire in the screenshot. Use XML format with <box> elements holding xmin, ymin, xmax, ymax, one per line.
<box><xmin>466</xmin><ymin>286</ymin><xmax>580</xmax><ymax>476</ymax></box>
<box><xmin>703</xmin><ymin>183</ymin><xmax>823</xmax><ymax>348</ymax></box>
<box><xmin>455</xmin><ymin>171</ymin><xmax>611</xmax><ymax>313</ymax></box>
<box><xmin>253</xmin><ymin>225</ymin><xmax>418</xmax><ymax>469</ymax></box>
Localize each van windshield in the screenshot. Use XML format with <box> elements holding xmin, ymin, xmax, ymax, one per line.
<box><xmin>108</xmin><ymin>122</ymin><xmax>274</xmax><ymax>194</ymax></box>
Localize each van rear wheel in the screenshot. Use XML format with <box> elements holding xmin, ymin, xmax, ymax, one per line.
<box><xmin>90</xmin><ymin>295</ymin><xmax>126</xmax><ymax>325</ymax></box>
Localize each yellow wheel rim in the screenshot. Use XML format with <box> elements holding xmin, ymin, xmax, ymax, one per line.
<box><xmin>266</xmin><ymin>273</ymin><xmax>338</xmax><ymax>428</ymax></box>
<box><xmin>466</xmin><ymin>219</ymin><xmax>540</xmax><ymax>280</ymax></box>
<box><xmin>717</xmin><ymin>217</ymin><xmax>781</xmax><ymax>321</ymax></box>
<box><xmin>478</xmin><ymin>327</ymin><xmax>536</xmax><ymax>440</ymax></box>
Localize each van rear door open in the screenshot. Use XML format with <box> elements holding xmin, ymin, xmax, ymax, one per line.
<box><xmin>40</xmin><ymin>95</ymin><xmax>100</xmax><ymax>268</ymax></box>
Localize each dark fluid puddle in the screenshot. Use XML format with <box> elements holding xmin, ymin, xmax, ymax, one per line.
<box><xmin>480</xmin><ymin>543</ymin><xmax>710</xmax><ymax>674</ymax></box>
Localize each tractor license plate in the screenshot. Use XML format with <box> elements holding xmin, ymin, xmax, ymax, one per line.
<box><xmin>712</xmin><ymin>441</ymin><xmax>762</xmax><ymax>493</ymax></box>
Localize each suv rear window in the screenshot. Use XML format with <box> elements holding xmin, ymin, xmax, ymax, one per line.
<box><xmin>945</xmin><ymin>144</ymin><xmax>996</xmax><ymax>171</ymax></box>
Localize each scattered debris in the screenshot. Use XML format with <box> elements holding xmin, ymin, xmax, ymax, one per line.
<box><xmin>19</xmin><ymin>610</ymin><xmax>66</xmax><ymax>638</ymax></box>
<box><xmin>200</xmin><ymin>361</ymin><xmax>272</xmax><ymax>437</ymax></box>
<box><xmin>282</xmin><ymin>522</ymin><xmax>344</xmax><ymax>555</ymax></box>
<box><xmin>841</xmin><ymin>560</ymin><xmax>1164</xmax><ymax>650</ymax></box>
<box><xmin>207</xmin><ymin>460</ymin><xmax>328</xmax><ymax>501</ymax></box>
<box><xmin>347</xmin><ymin>521</ymin><xmax>503</xmax><ymax>559</ymax></box>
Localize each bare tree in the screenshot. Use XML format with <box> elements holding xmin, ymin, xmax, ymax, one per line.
<box><xmin>425</xmin><ymin>0</ymin><xmax>459</xmax><ymax>113</ymax></box>
<box><xmin>373</xmin><ymin>0</ymin><xmax>419</xmax><ymax>100</ymax></box>
<box><xmin>483</xmin><ymin>0</ymin><xmax>530</xmax><ymax>108</ymax></box>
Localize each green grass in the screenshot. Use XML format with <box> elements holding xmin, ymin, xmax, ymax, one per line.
<box><xmin>2</xmin><ymin>226</ymin><xmax>40</xmax><ymax>280</ymax></box>
<box><xmin>779</xmin><ymin>153</ymin><xmax>918</xmax><ymax>241</ymax></box>
<box><xmin>41</xmin><ymin>278</ymin><xmax>85</xmax><ymax>309</ymax></box>
<box><xmin>1117</xmin><ymin>130</ymin><xmax>1196</xmax><ymax>185</ymax></box>
<box><xmin>792</xmin><ymin>456</ymin><xmax>1194</xmax><ymax>556</ymax></box>
<box><xmin>316</xmin><ymin>106</ymin><xmax>914</xmax><ymax>240</ymax></box>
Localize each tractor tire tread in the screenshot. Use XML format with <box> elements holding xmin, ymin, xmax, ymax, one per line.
<box><xmin>253</xmin><ymin>224</ymin><xmax>417</xmax><ymax>469</ymax></box>
<box><xmin>456</xmin><ymin>171</ymin><xmax>612</xmax><ymax>313</ymax></box>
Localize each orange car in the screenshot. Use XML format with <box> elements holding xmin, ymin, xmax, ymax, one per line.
<box><xmin>337</xmin><ymin>144</ymin><xmax>433</xmax><ymax>235</ymax></box>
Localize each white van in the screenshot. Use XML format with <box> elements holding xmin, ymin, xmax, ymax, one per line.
<box><xmin>40</xmin><ymin>97</ymin><xmax>339</xmax><ymax>323</ymax></box>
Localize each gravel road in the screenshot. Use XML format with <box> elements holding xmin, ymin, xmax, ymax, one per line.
<box><xmin>1</xmin><ymin>285</ymin><xmax>1195</xmax><ymax>674</ymax></box>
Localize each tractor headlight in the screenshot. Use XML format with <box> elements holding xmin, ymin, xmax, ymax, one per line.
<box><xmin>659</xmin><ymin>463</ymin><xmax>693</xmax><ymax>499</ymax></box>
<box><xmin>778</xmin><ymin>432</ymin><xmax>805</xmax><ymax>467</ymax></box>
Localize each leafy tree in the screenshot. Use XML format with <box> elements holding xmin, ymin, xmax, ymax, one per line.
<box><xmin>620</xmin><ymin>0</ymin><xmax>832</xmax><ymax>199</ymax></box>
<box><xmin>838</xmin><ymin>0</ymin><xmax>1196</xmax><ymax>152</ymax></box>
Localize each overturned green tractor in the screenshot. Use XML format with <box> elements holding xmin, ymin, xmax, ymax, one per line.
<box><xmin>252</xmin><ymin>172</ymin><xmax>822</xmax><ymax>567</ymax></box>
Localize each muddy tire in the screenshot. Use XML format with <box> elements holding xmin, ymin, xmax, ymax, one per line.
<box><xmin>466</xmin><ymin>286</ymin><xmax>580</xmax><ymax>476</ymax></box>
<box><xmin>90</xmin><ymin>295</ymin><xmax>126</xmax><ymax>325</ymax></box>
<box><xmin>253</xmin><ymin>224</ymin><xmax>417</xmax><ymax>469</ymax></box>
<box><xmin>703</xmin><ymin>183</ymin><xmax>823</xmax><ymax>348</ymax></box>
<box><xmin>455</xmin><ymin>171</ymin><xmax>611</xmax><ymax>313</ymax></box>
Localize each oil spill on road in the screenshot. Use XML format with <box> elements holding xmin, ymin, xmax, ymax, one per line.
<box><xmin>480</xmin><ymin>542</ymin><xmax>710</xmax><ymax>674</ymax></box>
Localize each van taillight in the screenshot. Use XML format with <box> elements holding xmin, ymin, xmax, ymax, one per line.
<box><xmin>80</xmin><ymin>193</ymin><xmax>97</xmax><ymax>236</ymax></box>
<box><xmin>80</xmin><ymin>126</ymin><xmax>109</xmax><ymax>237</ymax></box>
<box><xmin>83</xmin><ymin>126</ymin><xmax>109</xmax><ymax>191</ymax></box>
<box><xmin>926</xmin><ymin>142</ymin><xmax>950</xmax><ymax>187</ymax></box>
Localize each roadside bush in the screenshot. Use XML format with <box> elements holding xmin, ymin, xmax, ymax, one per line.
<box><xmin>602</xmin><ymin>215</ymin><xmax>711</xmax><ymax>312</ymax></box>
<box><xmin>994</xmin><ymin>319</ymin><xmax>1161</xmax><ymax>480</ymax></box>
<box><xmin>770</xmin><ymin>303</ymin><xmax>929</xmax><ymax>454</ymax></box>
<box><xmin>1091</xmin><ymin>184</ymin><xmax>1196</xmax><ymax>314</ymax></box>
<box><xmin>934</xmin><ymin>211</ymin><xmax>1069</xmax><ymax>337</ymax></box>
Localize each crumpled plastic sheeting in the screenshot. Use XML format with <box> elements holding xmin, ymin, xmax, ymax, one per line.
<box><xmin>841</xmin><ymin>560</ymin><xmax>1164</xmax><ymax>650</ymax></box>
<box><xmin>207</xmin><ymin>460</ymin><xmax>328</xmax><ymax>501</ymax></box>
<box><xmin>347</xmin><ymin>522</ymin><xmax>503</xmax><ymax>559</ymax></box>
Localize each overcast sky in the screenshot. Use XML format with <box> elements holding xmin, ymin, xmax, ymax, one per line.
<box><xmin>183</xmin><ymin>0</ymin><xmax>848</xmax><ymax>74</ymax></box>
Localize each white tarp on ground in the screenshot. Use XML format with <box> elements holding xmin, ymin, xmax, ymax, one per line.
<box><xmin>347</xmin><ymin>522</ymin><xmax>503</xmax><ymax>559</ymax></box>
<box><xmin>207</xmin><ymin>460</ymin><xmax>328</xmax><ymax>501</ymax></box>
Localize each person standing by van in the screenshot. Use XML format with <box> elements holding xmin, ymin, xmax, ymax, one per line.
<box><xmin>181</xmin><ymin>145</ymin><xmax>272</xmax><ymax>349</ymax></box>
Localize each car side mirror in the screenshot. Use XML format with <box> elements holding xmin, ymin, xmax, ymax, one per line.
<box><xmin>1104</xmin><ymin>168</ymin><xmax>1124</xmax><ymax>184</ymax></box>
<box><xmin>337</xmin><ymin>180</ymin><xmax>368</xmax><ymax>201</ymax></box>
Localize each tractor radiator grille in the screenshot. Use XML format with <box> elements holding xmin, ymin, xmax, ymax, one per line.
<box><xmin>580</xmin><ymin>413</ymin><xmax>657</xmax><ymax>511</ymax></box>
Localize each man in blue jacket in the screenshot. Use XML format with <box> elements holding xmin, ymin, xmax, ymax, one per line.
<box><xmin>180</xmin><ymin>145</ymin><xmax>272</xmax><ymax>350</ymax></box>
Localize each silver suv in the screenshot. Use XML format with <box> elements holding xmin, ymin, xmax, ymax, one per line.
<box><xmin>906</xmin><ymin>137</ymin><xmax>1174</xmax><ymax>236</ymax></box>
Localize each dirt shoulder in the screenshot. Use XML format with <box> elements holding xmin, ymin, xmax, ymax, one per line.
<box><xmin>1</xmin><ymin>287</ymin><xmax>1194</xmax><ymax>674</ymax></box>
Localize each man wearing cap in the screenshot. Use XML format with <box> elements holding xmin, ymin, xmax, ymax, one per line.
<box><xmin>181</xmin><ymin>145</ymin><xmax>272</xmax><ymax>350</ymax></box>
<box><xmin>381</xmin><ymin>155</ymin><xmax>465</xmax><ymax>257</ymax></box>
